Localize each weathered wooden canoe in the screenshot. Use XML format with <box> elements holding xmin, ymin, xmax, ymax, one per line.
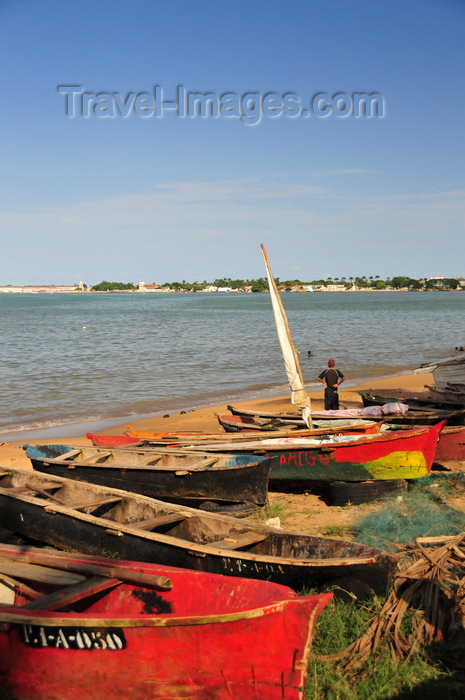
<box><xmin>359</xmin><ymin>391</ymin><xmax>465</xmax><ymax>413</ymax></box>
<box><xmin>0</xmin><ymin>467</ymin><xmax>397</xmax><ymax>594</ymax></box>
<box><xmin>217</xmin><ymin>412</ymin><xmax>297</xmax><ymax>432</ymax></box>
<box><xmin>424</xmin><ymin>385</ymin><xmax>465</xmax><ymax>405</ymax></box>
<box><xmin>216</xmin><ymin>413</ymin><xmax>382</xmax><ymax>434</ymax></box>
<box><xmin>0</xmin><ymin>543</ymin><xmax>331</xmax><ymax>699</ymax></box>
<box><xmin>433</xmin><ymin>425</ymin><xmax>465</xmax><ymax>461</ymax></box>
<box><xmin>88</xmin><ymin>420</ymin><xmax>382</xmax><ymax>449</ymax></box>
<box><xmin>87</xmin><ymin>433</ymin><xmax>141</xmax><ymax>447</ymax></box>
<box><xmin>181</xmin><ymin>422</ymin><xmax>445</xmax><ymax>483</ymax></box>
<box><xmin>124</xmin><ymin>419</ymin><xmax>383</xmax><ymax>444</ymax></box>
<box><xmin>228</xmin><ymin>402</ymin><xmax>465</xmax><ymax>427</ymax></box>
<box><xmin>431</xmin><ymin>353</ymin><xmax>465</xmax><ymax>388</ymax></box>
<box><xmin>23</xmin><ymin>444</ymin><xmax>271</xmax><ymax>512</ymax></box>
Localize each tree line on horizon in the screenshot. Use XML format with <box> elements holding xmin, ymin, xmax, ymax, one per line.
<box><xmin>90</xmin><ymin>275</ymin><xmax>463</xmax><ymax>292</ymax></box>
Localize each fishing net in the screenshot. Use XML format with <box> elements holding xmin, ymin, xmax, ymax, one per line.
<box><xmin>352</xmin><ymin>476</ymin><xmax>465</xmax><ymax>552</ymax></box>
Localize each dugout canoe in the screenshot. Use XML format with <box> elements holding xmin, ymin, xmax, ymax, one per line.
<box><xmin>216</xmin><ymin>413</ymin><xmax>382</xmax><ymax>434</ymax></box>
<box><xmin>123</xmin><ymin>418</ymin><xmax>383</xmax><ymax>445</ymax></box>
<box><xmin>424</xmin><ymin>385</ymin><xmax>465</xmax><ymax>405</ymax></box>
<box><xmin>180</xmin><ymin>422</ymin><xmax>445</xmax><ymax>483</ymax></box>
<box><xmin>0</xmin><ymin>543</ymin><xmax>331</xmax><ymax>700</ymax></box>
<box><xmin>87</xmin><ymin>433</ymin><xmax>144</xmax><ymax>447</ymax></box>
<box><xmin>23</xmin><ymin>444</ymin><xmax>271</xmax><ymax>512</ymax></box>
<box><xmin>228</xmin><ymin>403</ymin><xmax>465</xmax><ymax>427</ymax></box>
<box><xmin>431</xmin><ymin>424</ymin><xmax>465</xmax><ymax>461</ymax></box>
<box><xmin>87</xmin><ymin>419</ymin><xmax>383</xmax><ymax>449</ymax></box>
<box><xmin>359</xmin><ymin>391</ymin><xmax>465</xmax><ymax>413</ymax></box>
<box><xmin>0</xmin><ymin>467</ymin><xmax>397</xmax><ymax>594</ymax></box>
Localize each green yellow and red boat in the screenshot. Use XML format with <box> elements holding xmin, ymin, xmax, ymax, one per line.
<box><xmin>175</xmin><ymin>421</ymin><xmax>445</xmax><ymax>484</ymax></box>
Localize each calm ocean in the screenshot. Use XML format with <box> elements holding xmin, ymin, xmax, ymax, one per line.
<box><xmin>1</xmin><ymin>291</ymin><xmax>464</xmax><ymax>439</ymax></box>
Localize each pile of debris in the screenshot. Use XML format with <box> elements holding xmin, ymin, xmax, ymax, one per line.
<box><xmin>323</xmin><ymin>532</ymin><xmax>465</xmax><ymax>674</ymax></box>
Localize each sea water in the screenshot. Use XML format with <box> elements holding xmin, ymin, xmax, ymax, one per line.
<box><xmin>1</xmin><ymin>291</ymin><xmax>464</xmax><ymax>437</ymax></box>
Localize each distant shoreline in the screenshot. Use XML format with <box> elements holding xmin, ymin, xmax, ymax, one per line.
<box><xmin>1</xmin><ymin>288</ymin><xmax>463</xmax><ymax>295</ymax></box>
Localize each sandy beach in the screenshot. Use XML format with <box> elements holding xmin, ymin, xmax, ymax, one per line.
<box><xmin>3</xmin><ymin>367</ymin><xmax>460</xmax><ymax>537</ymax></box>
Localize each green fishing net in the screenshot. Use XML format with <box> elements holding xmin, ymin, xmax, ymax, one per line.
<box><xmin>353</xmin><ymin>474</ymin><xmax>465</xmax><ymax>552</ymax></box>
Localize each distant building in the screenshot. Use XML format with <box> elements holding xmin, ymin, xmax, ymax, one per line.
<box><xmin>0</xmin><ymin>281</ymin><xmax>85</xmax><ymax>293</ymax></box>
<box><xmin>198</xmin><ymin>285</ymin><xmax>232</xmax><ymax>292</ymax></box>
<box><xmin>137</xmin><ymin>281</ymin><xmax>171</xmax><ymax>292</ymax></box>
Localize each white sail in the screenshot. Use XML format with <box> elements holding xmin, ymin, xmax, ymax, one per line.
<box><xmin>260</xmin><ymin>243</ymin><xmax>312</xmax><ymax>427</ymax></box>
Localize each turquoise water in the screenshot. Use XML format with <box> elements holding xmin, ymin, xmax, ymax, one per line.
<box><xmin>1</xmin><ymin>291</ymin><xmax>464</xmax><ymax>437</ymax></box>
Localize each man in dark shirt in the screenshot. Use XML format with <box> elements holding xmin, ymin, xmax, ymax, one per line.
<box><xmin>317</xmin><ymin>359</ymin><xmax>345</xmax><ymax>410</ymax></box>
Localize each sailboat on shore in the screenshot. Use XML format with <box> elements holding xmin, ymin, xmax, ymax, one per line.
<box><xmin>260</xmin><ymin>243</ymin><xmax>312</xmax><ymax>427</ymax></box>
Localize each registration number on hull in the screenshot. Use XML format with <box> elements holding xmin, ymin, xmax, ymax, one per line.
<box><xmin>20</xmin><ymin>624</ymin><xmax>126</xmax><ymax>650</ymax></box>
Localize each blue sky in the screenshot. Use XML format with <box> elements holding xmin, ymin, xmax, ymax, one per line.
<box><xmin>1</xmin><ymin>0</ymin><xmax>464</xmax><ymax>285</ymax></box>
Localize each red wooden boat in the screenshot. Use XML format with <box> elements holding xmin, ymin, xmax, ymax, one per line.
<box><xmin>87</xmin><ymin>433</ymin><xmax>140</xmax><ymax>447</ymax></box>
<box><xmin>182</xmin><ymin>421</ymin><xmax>446</xmax><ymax>482</ymax></box>
<box><xmin>0</xmin><ymin>544</ymin><xmax>331</xmax><ymax>699</ymax></box>
<box><xmin>87</xmin><ymin>419</ymin><xmax>382</xmax><ymax>447</ymax></box>
<box><xmin>434</xmin><ymin>425</ymin><xmax>465</xmax><ymax>461</ymax></box>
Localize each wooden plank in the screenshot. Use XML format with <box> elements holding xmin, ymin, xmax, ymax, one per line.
<box><xmin>72</xmin><ymin>450</ymin><xmax>112</xmax><ymax>464</ymax></box>
<box><xmin>48</xmin><ymin>449</ymin><xmax>82</xmax><ymax>462</ymax></box>
<box><xmin>0</xmin><ymin>558</ymin><xmax>85</xmax><ymax>586</ymax></box>
<box><xmin>187</xmin><ymin>457</ymin><xmax>220</xmax><ymax>469</ymax></box>
<box><xmin>25</xmin><ymin>483</ymin><xmax>66</xmax><ymax>505</ymax></box>
<box><xmin>131</xmin><ymin>513</ymin><xmax>188</xmax><ymax>530</ymax></box>
<box><xmin>22</xmin><ymin>576</ymin><xmax>121</xmax><ymax>611</ymax></box>
<box><xmin>0</xmin><ymin>551</ymin><xmax>173</xmax><ymax>591</ymax></box>
<box><xmin>213</xmin><ymin>532</ymin><xmax>267</xmax><ymax>550</ymax></box>
<box><xmin>71</xmin><ymin>496</ymin><xmax>122</xmax><ymax>512</ymax></box>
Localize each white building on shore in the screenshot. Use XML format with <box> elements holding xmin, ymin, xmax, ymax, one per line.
<box><xmin>0</xmin><ymin>282</ymin><xmax>86</xmax><ymax>293</ymax></box>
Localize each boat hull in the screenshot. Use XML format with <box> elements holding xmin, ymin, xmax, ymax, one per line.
<box><xmin>188</xmin><ymin>422</ymin><xmax>445</xmax><ymax>483</ymax></box>
<box><xmin>24</xmin><ymin>444</ymin><xmax>271</xmax><ymax>510</ymax></box>
<box><xmin>0</xmin><ymin>468</ymin><xmax>397</xmax><ymax>594</ymax></box>
<box><xmin>0</xmin><ymin>545</ymin><xmax>331</xmax><ymax>700</ymax></box>
<box><xmin>359</xmin><ymin>391</ymin><xmax>465</xmax><ymax>414</ymax></box>
<box><xmin>434</xmin><ymin>425</ymin><xmax>465</xmax><ymax>461</ymax></box>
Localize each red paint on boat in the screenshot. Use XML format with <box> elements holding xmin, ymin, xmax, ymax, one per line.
<box><xmin>0</xmin><ymin>546</ymin><xmax>332</xmax><ymax>699</ymax></box>
<box><xmin>435</xmin><ymin>425</ymin><xmax>465</xmax><ymax>461</ymax></box>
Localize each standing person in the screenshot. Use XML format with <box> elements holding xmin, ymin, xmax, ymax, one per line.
<box><xmin>317</xmin><ymin>359</ymin><xmax>345</xmax><ymax>410</ymax></box>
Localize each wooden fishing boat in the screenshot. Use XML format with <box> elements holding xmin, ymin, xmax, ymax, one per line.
<box><xmin>216</xmin><ymin>413</ymin><xmax>382</xmax><ymax>434</ymax></box>
<box><xmin>0</xmin><ymin>543</ymin><xmax>331</xmax><ymax>700</ymax></box>
<box><xmin>423</xmin><ymin>385</ymin><xmax>465</xmax><ymax>405</ymax></box>
<box><xmin>123</xmin><ymin>418</ymin><xmax>383</xmax><ymax>444</ymax></box>
<box><xmin>23</xmin><ymin>444</ymin><xmax>271</xmax><ymax>512</ymax></box>
<box><xmin>227</xmin><ymin>403</ymin><xmax>311</xmax><ymax>422</ymax></box>
<box><xmin>217</xmin><ymin>412</ymin><xmax>297</xmax><ymax>432</ymax></box>
<box><xmin>87</xmin><ymin>423</ymin><xmax>382</xmax><ymax>449</ymax></box>
<box><xmin>0</xmin><ymin>467</ymin><xmax>397</xmax><ymax>594</ymax></box>
<box><xmin>446</xmin><ymin>382</ymin><xmax>465</xmax><ymax>391</ymax></box>
<box><xmin>181</xmin><ymin>422</ymin><xmax>445</xmax><ymax>483</ymax></box>
<box><xmin>87</xmin><ymin>433</ymin><xmax>142</xmax><ymax>447</ymax></box>
<box><xmin>228</xmin><ymin>402</ymin><xmax>465</xmax><ymax>427</ymax></box>
<box><xmin>431</xmin><ymin>425</ymin><xmax>465</xmax><ymax>461</ymax></box>
<box><xmin>226</xmin><ymin>404</ymin><xmax>394</xmax><ymax>427</ymax></box>
<box><xmin>431</xmin><ymin>353</ymin><xmax>465</xmax><ymax>388</ymax></box>
<box><xmin>359</xmin><ymin>391</ymin><xmax>465</xmax><ymax>412</ymax></box>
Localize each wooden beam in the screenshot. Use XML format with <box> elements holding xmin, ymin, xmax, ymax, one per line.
<box><xmin>22</xmin><ymin>576</ymin><xmax>121</xmax><ymax>611</ymax></box>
